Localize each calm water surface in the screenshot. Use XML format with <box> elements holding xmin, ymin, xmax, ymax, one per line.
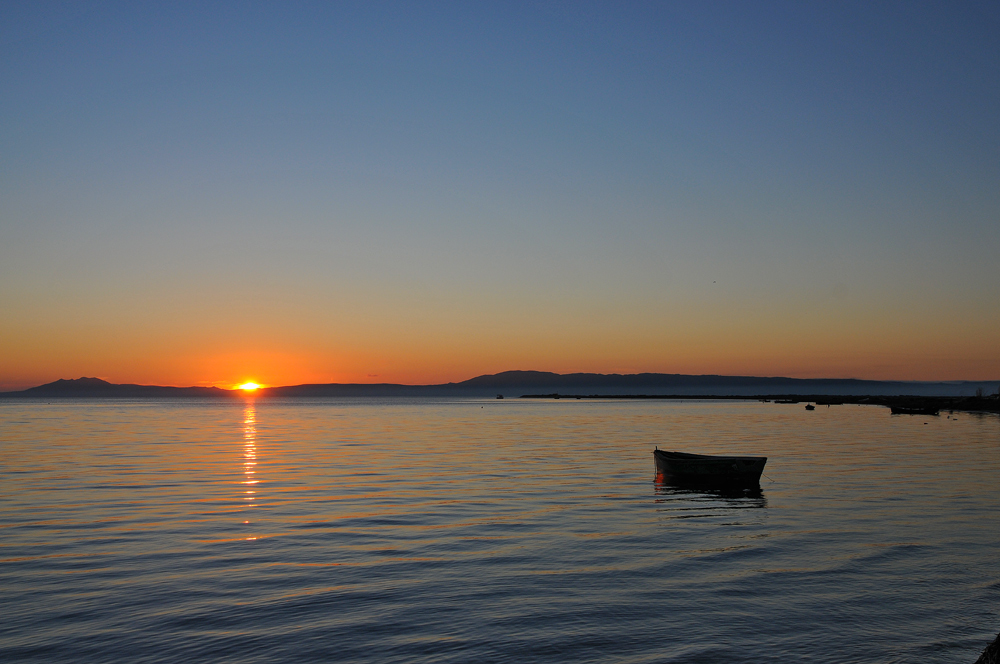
<box><xmin>1</xmin><ymin>399</ymin><xmax>998</xmax><ymax>663</ymax></box>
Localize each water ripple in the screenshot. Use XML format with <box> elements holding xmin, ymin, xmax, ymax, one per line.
<box><xmin>1</xmin><ymin>399</ymin><xmax>997</xmax><ymax>663</ymax></box>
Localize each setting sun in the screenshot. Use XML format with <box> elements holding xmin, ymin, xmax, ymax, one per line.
<box><xmin>238</xmin><ymin>382</ymin><xmax>261</xmax><ymax>391</ymax></box>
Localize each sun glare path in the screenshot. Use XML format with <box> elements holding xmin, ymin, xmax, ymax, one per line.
<box><xmin>239</xmin><ymin>382</ymin><xmax>261</xmax><ymax>391</ymax></box>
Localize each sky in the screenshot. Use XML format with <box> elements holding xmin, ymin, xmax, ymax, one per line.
<box><xmin>1</xmin><ymin>1</ymin><xmax>998</xmax><ymax>390</ymax></box>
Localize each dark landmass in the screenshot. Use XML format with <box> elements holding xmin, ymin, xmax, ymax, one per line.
<box><xmin>520</xmin><ymin>393</ymin><xmax>1000</xmax><ymax>414</ymax></box>
<box><xmin>448</xmin><ymin>370</ymin><xmax>998</xmax><ymax>397</ymax></box>
<box><xmin>0</xmin><ymin>377</ymin><xmax>231</xmax><ymax>399</ymax></box>
<box><xmin>975</xmin><ymin>631</ymin><xmax>1000</xmax><ymax>664</ymax></box>
<box><xmin>808</xmin><ymin>394</ymin><xmax>1000</xmax><ymax>414</ymax></box>
<box><xmin>262</xmin><ymin>382</ymin><xmax>447</xmax><ymax>398</ymax></box>
<box><xmin>2</xmin><ymin>371</ymin><xmax>998</xmax><ymax>414</ymax></box>
<box><xmin>245</xmin><ymin>371</ymin><xmax>1000</xmax><ymax>399</ymax></box>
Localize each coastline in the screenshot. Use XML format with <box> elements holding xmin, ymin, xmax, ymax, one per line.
<box><xmin>518</xmin><ymin>393</ymin><xmax>1000</xmax><ymax>415</ymax></box>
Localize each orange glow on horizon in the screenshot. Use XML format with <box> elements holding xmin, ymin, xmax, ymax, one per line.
<box><xmin>238</xmin><ymin>382</ymin><xmax>261</xmax><ymax>391</ymax></box>
<box><xmin>1</xmin><ymin>309</ymin><xmax>998</xmax><ymax>391</ymax></box>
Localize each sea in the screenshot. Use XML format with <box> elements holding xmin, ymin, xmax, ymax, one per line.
<box><xmin>1</xmin><ymin>398</ymin><xmax>997</xmax><ymax>663</ymax></box>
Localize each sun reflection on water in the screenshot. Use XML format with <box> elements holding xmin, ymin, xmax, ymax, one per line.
<box><xmin>242</xmin><ymin>402</ymin><xmax>257</xmax><ymax>523</ymax></box>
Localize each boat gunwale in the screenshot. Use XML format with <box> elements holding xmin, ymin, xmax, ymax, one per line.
<box><xmin>654</xmin><ymin>450</ymin><xmax>767</xmax><ymax>463</ymax></box>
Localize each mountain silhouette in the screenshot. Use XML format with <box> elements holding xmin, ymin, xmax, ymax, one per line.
<box><xmin>2</xmin><ymin>377</ymin><xmax>230</xmax><ymax>398</ymax></box>
<box><xmin>1</xmin><ymin>372</ymin><xmax>996</xmax><ymax>398</ymax></box>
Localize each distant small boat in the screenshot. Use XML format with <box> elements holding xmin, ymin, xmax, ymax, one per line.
<box><xmin>890</xmin><ymin>405</ymin><xmax>939</xmax><ymax>416</ymax></box>
<box><xmin>805</xmin><ymin>404</ymin><xmax>815</xmax><ymax>410</ymax></box>
<box><xmin>496</xmin><ymin>394</ymin><xmax>504</xmax><ymax>399</ymax></box>
<box><xmin>654</xmin><ymin>450</ymin><xmax>767</xmax><ymax>486</ymax></box>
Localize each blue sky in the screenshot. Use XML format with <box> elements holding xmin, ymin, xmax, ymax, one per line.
<box><xmin>1</xmin><ymin>1</ymin><xmax>998</xmax><ymax>388</ymax></box>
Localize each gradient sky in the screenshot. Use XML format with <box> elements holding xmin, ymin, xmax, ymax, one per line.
<box><xmin>2</xmin><ymin>1</ymin><xmax>998</xmax><ymax>390</ymax></box>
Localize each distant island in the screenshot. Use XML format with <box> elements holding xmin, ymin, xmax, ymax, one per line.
<box><xmin>2</xmin><ymin>371</ymin><xmax>998</xmax><ymax>401</ymax></box>
<box><xmin>0</xmin><ymin>377</ymin><xmax>232</xmax><ymax>399</ymax></box>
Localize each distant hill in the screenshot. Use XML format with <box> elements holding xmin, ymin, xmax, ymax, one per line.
<box><xmin>451</xmin><ymin>370</ymin><xmax>998</xmax><ymax>397</ymax></box>
<box><xmin>2</xmin><ymin>371</ymin><xmax>996</xmax><ymax>399</ymax></box>
<box><xmin>0</xmin><ymin>377</ymin><xmax>232</xmax><ymax>398</ymax></box>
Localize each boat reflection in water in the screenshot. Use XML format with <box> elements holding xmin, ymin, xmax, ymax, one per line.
<box><xmin>654</xmin><ymin>472</ymin><xmax>766</xmax><ymax>501</ymax></box>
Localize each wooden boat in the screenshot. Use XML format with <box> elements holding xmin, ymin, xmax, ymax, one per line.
<box><xmin>804</xmin><ymin>404</ymin><xmax>815</xmax><ymax>410</ymax></box>
<box><xmin>890</xmin><ymin>405</ymin><xmax>939</xmax><ymax>416</ymax></box>
<box><xmin>654</xmin><ymin>449</ymin><xmax>767</xmax><ymax>486</ymax></box>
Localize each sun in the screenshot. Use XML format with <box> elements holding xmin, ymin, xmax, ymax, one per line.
<box><xmin>238</xmin><ymin>382</ymin><xmax>261</xmax><ymax>392</ymax></box>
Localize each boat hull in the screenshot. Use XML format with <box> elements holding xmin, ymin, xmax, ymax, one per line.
<box><xmin>654</xmin><ymin>450</ymin><xmax>767</xmax><ymax>486</ymax></box>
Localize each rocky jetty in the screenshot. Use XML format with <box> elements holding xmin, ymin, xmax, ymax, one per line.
<box><xmin>975</xmin><ymin>631</ymin><xmax>999</xmax><ymax>664</ymax></box>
